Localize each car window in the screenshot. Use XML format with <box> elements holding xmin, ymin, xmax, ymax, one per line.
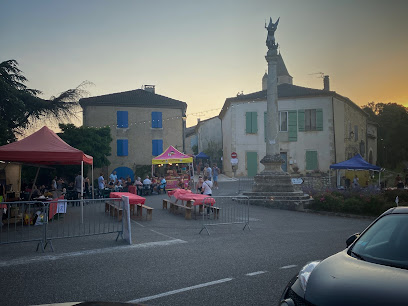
<box><xmin>351</xmin><ymin>214</ymin><xmax>408</xmax><ymax>269</ymax></box>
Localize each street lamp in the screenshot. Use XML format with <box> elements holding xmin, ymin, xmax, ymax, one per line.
<box><xmin>182</xmin><ymin>115</ymin><xmax>187</xmax><ymax>153</ymax></box>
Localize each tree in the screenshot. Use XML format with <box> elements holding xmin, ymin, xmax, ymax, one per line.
<box><xmin>58</xmin><ymin>123</ymin><xmax>112</xmax><ymax>168</ymax></box>
<box><xmin>0</xmin><ymin>59</ymin><xmax>88</xmax><ymax>145</ymax></box>
<box><xmin>362</xmin><ymin>102</ymin><xmax>408</xmax><ymax>168</ymax></box>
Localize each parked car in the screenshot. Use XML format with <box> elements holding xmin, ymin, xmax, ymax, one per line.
<box><xmin>280</xmin><ymin>206</ymin><xmax>408</xmax><ymax>306</ymax></box>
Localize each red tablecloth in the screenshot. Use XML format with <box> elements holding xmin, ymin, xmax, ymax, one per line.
<box><xmin>128</xmin><ymin>186</ymin><xmax>137</xmax><ymax>195</ymax></box>
<box><xmin>110</xmin><ymin>192</ymin><xmax>146</xmax><ymax>205</ymax></box>
<box><xmin>168</xmin><ymin>189</ymin><xmax>215</xmax><ymax>205</ymax></box>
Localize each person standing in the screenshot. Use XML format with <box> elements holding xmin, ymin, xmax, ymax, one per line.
<box><xmin>202</xmin><ymin>176</ymin><xmax>213</xmax><ymax>215</ymax></box>
<box><xmin>212</xmin><ymin>164</ymin><xmax>220</xmax><ymax>189</ymax></box>
<box><xmin>196</xmin><ymin>176</ymin><xmax>204</xmax><ymax>194</ymax></box>
<box><xmin>352</xmin><ymin>175</ymin><xmax>359</xmax><ymax>188</ymax></box>
<box><xmin>206</xmin><ymin>164</ymin><xmax>212</xmax><ymax>182</ymax></box>
<box><xmin>51</xmin><ymin>176</ymin><xmax>58</xmax><ymax>191</ymax></box>
<box><xmin>98</xmin><ymin>173</ymin><xmax>105</xmax><ymax>197</ymax></box>
<box><xmin>109</xmin><ymin>171</ymin><xmax>118</xmax><ymax>184</ymax></box>
<box><xmin>75</xmin><ymin>172</ymin><xmax>83</xmax><ymax>203</ymax></box>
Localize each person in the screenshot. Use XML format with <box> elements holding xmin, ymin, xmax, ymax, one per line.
<box><xmin>188</xmin><ymin>178</ymin><xmax>194</xmax><ymax>191</ymax></box>
<box><xmin>158</xmin><ymin>176</ymin><xmax>166</xmax><ymax>194</ymax></box>
<box><xmin>75</xmin><ymin>172</ymin><xmax>83</xmax><ymax>202</ymax></box>
<box><xmin>196</xmin><ymin>176</ymin><xmax>204</xmax><ymax>194</ymax></box>
<box><xmin>31</xmin><ymin>185</ymin><xmax>42</xmax><ymax>198</ymax></box>
<box><xmin>57</xmin><ymin>177</ymin><xmax>64</xmax><ymax>191</ymax></box>
<box><xmin>98</xmin><ymin>173</ymin><xmax>105</xmax><ymax>197</ymax></box>
<box><xmin>206</xmin><ymin>164</ymin><xmax>212</xmax><ymax>182</ymax></box>
<box><xmin>84</xmin><ymin>177</ymin><xmax>90</xmax><ymax>198</ymax></box>
<box><xmin>202</xmin><ymin>176</ymin><xmax>213</xmax><ymax>215</ymax></box>
<box><xmin>0</xmin><ymin>181</ymin><xmax>5</xmax><ymax>202</ymax></box>
<box><xmin>177</xmin><ymin>177</ymin><xmax>184</xmax><ymax>189</ymax></box>
<box><xmin>151</xmin><ymin>177</ymin><xmax>158</xmax><ymax>194</ymax></box>
<box><xmin>51</xmin><ymin>176</ymin><xmax>57</xmax><ymax>191</ymax></box>
<box><xmin>344</xmin><ymin>177</ymin><xmax>351</xmax><ymax>190</ymax></box>
<box><xmin>212</xmin><ymin>164</ymin><xmax>220</xmax><ymax>189</ymax></box>
<box><xmin>352</xmin><ymin>175</ymin><xmax>359</xmax><ymax>188</ymax></box>
<box><xmin>109</xmin><ymin>171</ymin><xmax>118</xmax><ymax>184</ymax></box>
<box><xmin>143</xmin><ymin>176</ymin><xmax>152</xmax><ymax>195</ymax></box>
<box><xmin>134</xmin><ymin>177</ymin><xmax>143</xmax><ymax>196</ymax></box>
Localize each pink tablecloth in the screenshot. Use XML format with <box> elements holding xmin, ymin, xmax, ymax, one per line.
<box><xmin>48</xmin><ymin>196</ymin><xmax>65</xmax><ymax>220</ymax></box>
<box><xmin>109</xmin><ymin>192</ymin><xmax>146</xmax><ymax>205</ymax></box>
<box><xmin>168</xmin><ymin>189</ymin><xmax>215</xmax><ymax>205</ymax></box>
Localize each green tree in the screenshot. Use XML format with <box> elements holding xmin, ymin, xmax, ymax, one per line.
<box><xmin>58</xmin><ymin>123</ymin><xmax>112</xmax><ymax>168</ymax></box>
<box><xmin>362</xmin><ymin>102</ymin><xmax>408</xmax><ymax>168</ymax></box>
<box><xmin>203</xmin><ymin>140</ymin><xmax>223</xmax><ymax>168</ymax></box>
<box><xmin>0</xmin><ymin>59</ymin><xmax>88</xmax><ymax>145</ymax></box>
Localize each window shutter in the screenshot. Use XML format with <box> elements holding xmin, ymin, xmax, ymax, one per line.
<box><xmin>316</xmin><ymin>109</ymin><xmax>323</xmax><ymax>131</ymax></box>
<box><xmin>288</xmin><ymin>110</ymin><xmax>297</xmax><ymax>141</ymax></box>
<box><xmin>246</xmin><ymin>112</ymin><xmax>252</xmax><ymax>133</ymax></box>
<box><xmin>152</xmin><ymin>139</ymin><xmax>163</xmax><ymax>156</ymax></box>
<box><xmin>152</xmin><ymin>112</ymin><xmax>162</xmax><ymax>128</ymax></box>
<box><xmin>264</xmin><ymin>112</ymin><xmax>267</xmax><ymax>142</ymax></box>
<box><xmin>306</xmin><ymin>151</ymin><xmax>318</xmax><ymax>170</ymax></box>
<box><xmin>251</xmin><ymin>112</ymin><xmax>258</xmax><ymax>133</ymax></box>
<box><xmin>117</xmin><ymin>139</ymin><xmax>128</xmax><ymax>156</ymax></box>
<box><xmin>117</xmin><ymin>111</ymin><xmax>128</xmax><ymax>128</ymax></box>
<box><xmin>298</xmin><ymin>110</ymin><xmax>305</xmax><ymax>131</ymax></box>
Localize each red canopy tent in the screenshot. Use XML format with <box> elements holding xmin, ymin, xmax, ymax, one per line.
<box><xmin>0</xmin><ymin>126</ymin><xmax>94</xmax><ymax>221</ymax></box>
<box><xmin>0</xmin><ymin>126</ymin><xmax>93</xmax><ymax>165</ymax></box>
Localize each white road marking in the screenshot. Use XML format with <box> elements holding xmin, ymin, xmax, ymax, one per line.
<box><xmin>0</xmin><ymin>239</ymin><xmax>186</xmax><ymax>268</ymax></box>
<box><xmin>245</xmin><ymin>271</ymin><xmax>267</xmax><ymax>276</ymax></box>
<box><xmin>131</xmin><ymin>220</ymin><xmax>145</xmax><ymax>227</ymax></box>
<box><xmin>279</xmin><ymin>264</ymin><xmax>298</xmax><ymax>269</ymax></box>
<box><xmin>149</xmin><ymin>229</ymin><xmax>178</xmax><ymax>240</ymax></box>
<box><xmin>128</xmin><ymin>278</ymin><xmax>234</xmax><ymax>304</ymax></box>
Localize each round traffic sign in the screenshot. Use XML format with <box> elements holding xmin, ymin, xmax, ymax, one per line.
<box><xmin>231</xmin><ymin>152</ymin><xmax>237</xmax><ymax>158</ymax></box>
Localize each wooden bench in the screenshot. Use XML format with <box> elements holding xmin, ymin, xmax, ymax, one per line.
<box><xmin>163</xmin><ymin>199</ymin><xmax>169</xmax><ymax>210</ymax></box>
<box><xmin>168</xmin><ymin>200</ymin><xmax>193</xmax><ymax>220</ymax></box>
<box><xmin>196</xmin><ymin>203</ymin><xmax>221</xmax><ymax>219</ymax></box>
<box><xmin>105</xmin><ymin>201</ymin><xmax>123</xmax><ymax>221</ymax></box>
<box><xmin>136</xmin><ymin>204</ymin><xmax>154</xmax><ymax>221</ymax></box>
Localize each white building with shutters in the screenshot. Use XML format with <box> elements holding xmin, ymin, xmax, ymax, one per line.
<box><xmin>219</xmin><ymin>55</ymin><xmax>377</xmax><ymax>177</ymax></box>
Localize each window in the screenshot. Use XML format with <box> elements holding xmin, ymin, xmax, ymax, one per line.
<box><xmin>117</xmin><ymin>139</ymin><xmax>128</xmax><ymax>156</ymax></box>
<box><xmin>152</xmin><ymin>139</ymin><xmax>163</xmax><ymax>156</ymax></box>
<box><xmin>246</xmin><ymin>112</ymin><xmax>258</xmax><ymax>134</ymax></box>
<box><xmin>151</xmin><ymin>112</ymin><xmax>162</xmax><ymax>128</ymax></box>
<box><xmin>279</xmin><ymin>111</ymin><xmax>288</xmax><ymax>132</ymax></box>
<box><xmin>117</xmin><ymin>111</ymin><xmax>128</xmax><ymax>128</ymax></box>
<box><xmin>299</xmin><ymin>109</ymin><xmax>323</xmax><ymax>131</ymax></box>
<box><xmin>306</xmin><ymin>151</ymin><xmax>318</xmax><ymax>170</ymax></box>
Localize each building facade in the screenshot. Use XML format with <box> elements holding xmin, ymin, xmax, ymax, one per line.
<box><xmin>80</xmin><ymin>86</ymin><xmax>187</xmax><ymax>178</ymax></box>
<box><xmin>220</xmin><ymin>74</ymin><xmax>377</xmax><ymax>177</ymax></box>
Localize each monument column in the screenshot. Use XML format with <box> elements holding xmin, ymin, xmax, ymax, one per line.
<box><xmin>252</xmin><ymin>17</ymin><xmax>294</xmax><ymax>192</ymax></box>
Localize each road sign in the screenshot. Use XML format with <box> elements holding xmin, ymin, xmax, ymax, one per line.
<box><xmin>231</xmin><ymin>152</ymin><xmax>237</xmax><ymax>158</ymax></box>
<box><xmin>291</xmin><ymin>178</ymin><xmax>304</xmax><ymax>185</ymax></box>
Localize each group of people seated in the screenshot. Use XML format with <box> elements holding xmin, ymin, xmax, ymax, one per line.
<box><xmin>134</xmin><ymin>175</ymin><xmax>166</xmax><ymax>196</ymax></box>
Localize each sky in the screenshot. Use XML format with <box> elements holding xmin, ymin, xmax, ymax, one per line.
<box><xmin>1</xmin><ymin>0</ymin><xmax>408</xmax><ymax>130</ymax></box>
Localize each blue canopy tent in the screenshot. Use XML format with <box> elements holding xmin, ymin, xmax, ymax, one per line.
<box><xmin>330</xmin><ymin>154</ymin><xmax>381</xmax><ymax>187</ymax></box>
<box><xmin>196</xmin><ymin>152</ymin><xmax>209</xmax><ymax>159</ymax></box>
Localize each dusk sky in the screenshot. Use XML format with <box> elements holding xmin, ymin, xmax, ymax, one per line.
<box><xmin>1</xmin><ymin>0</ymin><xmax>407</xmax><ymax>129</ymax></box>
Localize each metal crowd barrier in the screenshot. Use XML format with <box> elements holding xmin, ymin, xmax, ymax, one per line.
<box><xmin>199</xmin><ymin>196</ymin><xmax>251</xmax><ymax>235</ymax></box>
<box><xmin>238</xmin><ymin>178</ymin><xmax>254</xmax><ymax>193</ymax></box>
<box><xmin>0</xmin><ymin>197</ymin><xmax>127</xmax><ymax>252</ymax></box>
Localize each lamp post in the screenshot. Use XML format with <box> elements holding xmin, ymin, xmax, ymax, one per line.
<box><xmin>182</xmin><ymin>115</ymin><xmax>187</xmax><ymax>153</ymax></box>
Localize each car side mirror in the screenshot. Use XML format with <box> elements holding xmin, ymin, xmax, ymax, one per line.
<box><xmin>346</xmin><ymin>233</ymin><xmax>360</xmax><ymax>247</ymax></box>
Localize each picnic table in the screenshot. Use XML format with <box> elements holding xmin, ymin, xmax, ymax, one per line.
<box><xmin>167</xmin><ymin>189</ymin><xmax>215</xmax><ymax>205</ymax></box>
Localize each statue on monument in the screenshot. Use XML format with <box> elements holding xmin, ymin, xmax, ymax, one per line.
<box><xmin>265</xmin><ymin>17</ymin><xmax>279</xmax><ymax>50</ymax></box>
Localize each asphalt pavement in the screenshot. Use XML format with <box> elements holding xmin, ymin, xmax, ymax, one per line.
<box><xmin>0</xmin><ymin>180</ymin><xmax>374</xmax><ymax>306</ymax></box>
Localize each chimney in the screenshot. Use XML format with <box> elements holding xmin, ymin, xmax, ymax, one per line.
<box><xmin>323</xmin><ymin>75</ymin><xmax>330</xmax><ymax>91</ymax></box>
<box><xmin>143</xmin><ymin>85</ymin><xmax>155</xmax><ymax>94</ymax></box>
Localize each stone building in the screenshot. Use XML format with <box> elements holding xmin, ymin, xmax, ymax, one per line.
<box><xmin>220</xmin><ymin>55</ymin><xmax>377</xmax><ymax>177</ymax></box>
<box><xmin>80</xmin><ymin>86</ymin><xmax>187</xmax><ymax>179</ymax></box>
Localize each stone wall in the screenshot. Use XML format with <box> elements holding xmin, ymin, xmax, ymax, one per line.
<box><xmin>293</xmin><ymin>175</ymin><xmax>337</xmax><ymax>192</ymax></box>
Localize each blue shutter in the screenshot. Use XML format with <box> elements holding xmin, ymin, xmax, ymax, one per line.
<box><xmin>152</xmin><ymin>139</ymin><xmax>163</xmax><ymax>156</ymax></box>
<box><xmin>117</xmin><ymin>139</ymin><xmax>128</xmax><ymax>156</ymax></box>
<box><xmin>288</xmin><ymin>110</ymin><xmax>298</xmax><ymax>141</ymax></box>
<box><xmin>251</xmin><ymin>112</ymin><xmax>258</xmax><ymax>133</ymax></box>
<box><xmin>246</xmin><ymin>112</ymin><xmax>252</xmax><ymax>133</ymax></box>
<box><xmin>298</xmin><ymin>110</ymin><xmax>305</xmax><ymax>131</ymax></box>
<box><xmin>316</xmin><ymin>109</ymin><xmax>323</xmax><ymax>131</ymax></box>
<box><xmin>152</xmin><ymin>112</ymin><xmax>163</xmax><ymax>128</ymax></box>
<box><xmin>117</xmin><ymin>111</ymin><xmax>128</xmax><ymax>128</ymax></box>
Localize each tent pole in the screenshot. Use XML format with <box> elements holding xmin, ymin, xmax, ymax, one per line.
<box><xmin>81</xmin><ymin>161</ymin><xmax>84</xmax><ymax>224</ymax></box>
<box><xmin>91</xmin><ymin>162</ymin><xmax>94</xmax><ymax>199</ymax></box>
<box><xmin>29</xmin><ymin>166</ymin><xmax>41</xmax><ymax>200</ymax></box>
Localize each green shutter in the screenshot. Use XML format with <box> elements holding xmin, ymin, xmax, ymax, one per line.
<box><xmin>298</xmin><ymin>109</ymin><xmax>305</xmax><ymax>131</ymax></box>
<box><xmin>251</xmin><ymin>112</ymin><xmax>258</xmax><ymax>133</ymax></box>
<box><xmin>264</xmin><ymin>112</ymin><xmax>267</xmax><ymax>142</ymax></box>
<box><xmin>246</xmin><ymin>112</ymin><xmax>252</xmax><ymax>133</ymax></box>
<box><xmin>316</xmin><ymin>109</ymin><xmax>323</xmax><ymax>131</ymax></box>
<box><xmin>288</xmin><ymin>110</ymin><xmax>297</xmax><ymax>141</ymax></box>
<box><xmin>306</xmin><ymin>151</ymin><xmax>318</xmax><ymax>170</ymax></box>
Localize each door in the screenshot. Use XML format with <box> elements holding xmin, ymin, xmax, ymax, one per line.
<box><xmin>246</xmin><ymin>152</ymin><xmax>258</xmax><ymax>177</ymax></box>
<box><xmin>280</xmin><ymin>152</ymin><xmax>287</xmax><ymax>172</ymax></box>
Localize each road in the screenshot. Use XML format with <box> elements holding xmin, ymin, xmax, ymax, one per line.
<box><xmin>0</xmin><ymin>181</ymin><xmax>373</xmax><ymax>305</ymax></box>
